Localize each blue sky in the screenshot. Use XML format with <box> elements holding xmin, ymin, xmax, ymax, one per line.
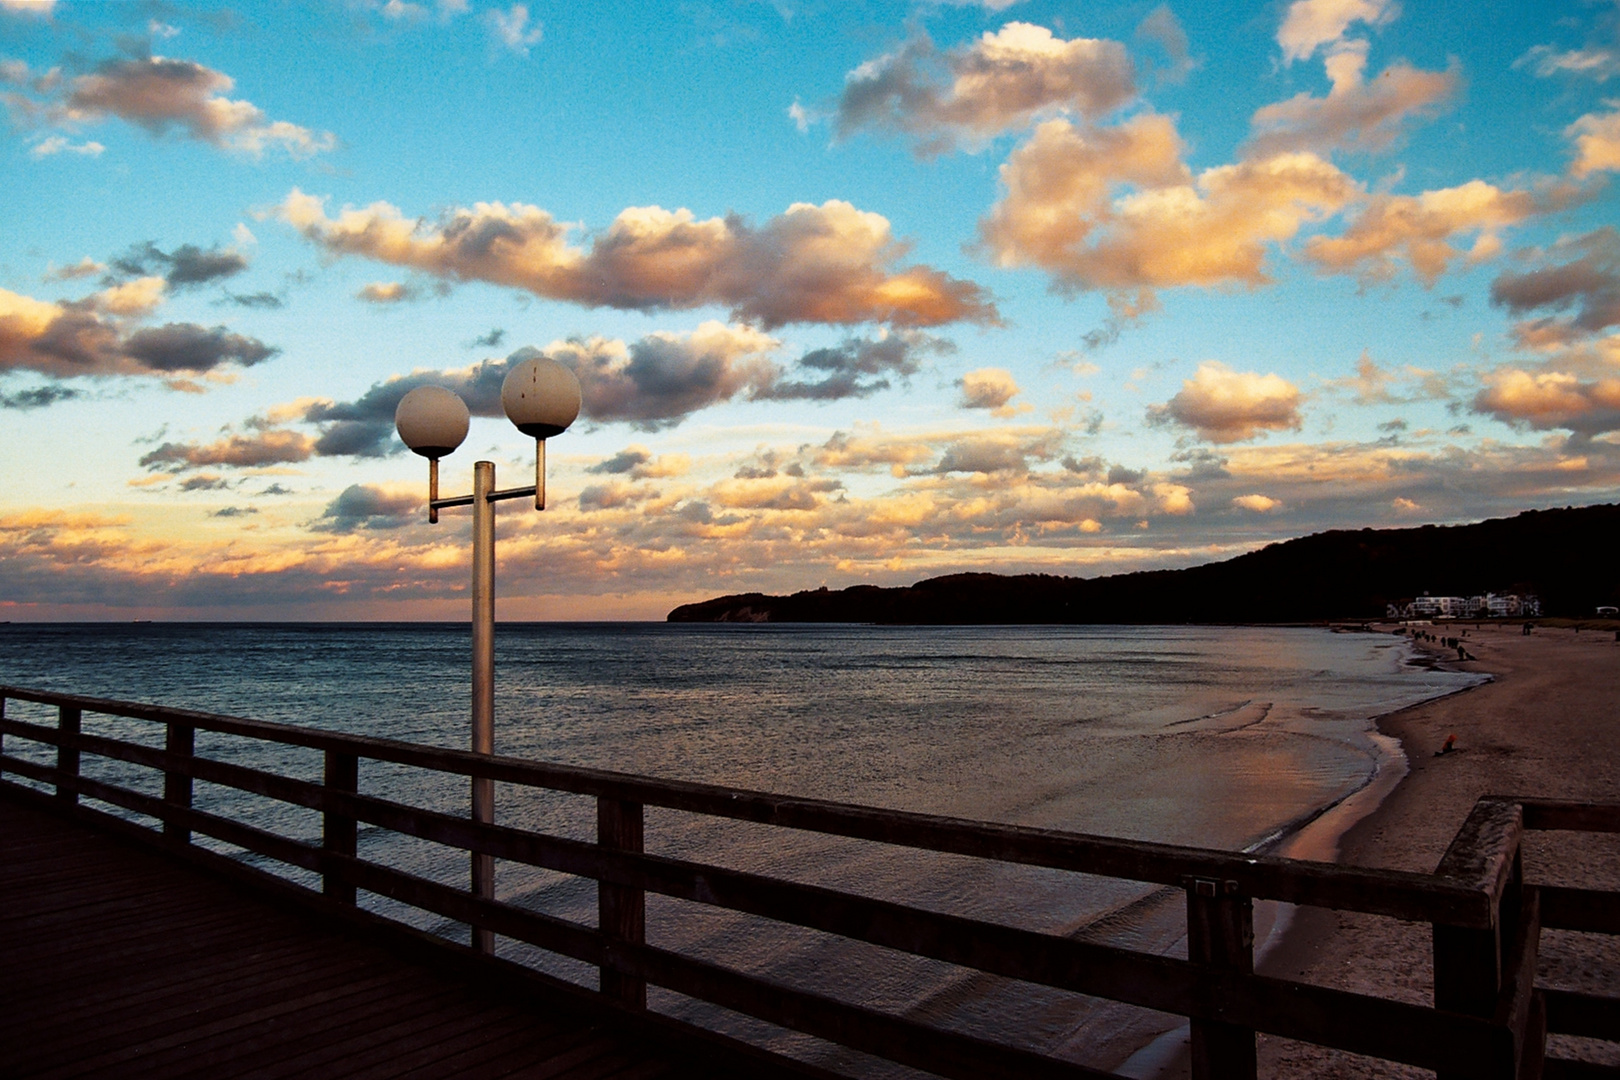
<box><xmin>3</xmin><ymin>0</ymin><xmax>1619</xmax><ymax>619</ymax></box>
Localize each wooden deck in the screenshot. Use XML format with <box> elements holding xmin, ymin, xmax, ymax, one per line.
<box><xmin>0</xmin><ymin>798</ymin><xmax>779</xmax><ymax>1080</ymax></box>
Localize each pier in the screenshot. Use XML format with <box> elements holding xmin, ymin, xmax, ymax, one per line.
<box><xmin>2</xmin><ymin>685</ymin><xmax>1616</xmax><ymax>1079</ymax></box>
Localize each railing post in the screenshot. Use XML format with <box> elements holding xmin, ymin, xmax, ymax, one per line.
<box><xmin>323</xmin><ymin>750</ymin><xmax>359</xmax><ymax>905</ymax></box>
<box><xmin>1186</xmin><ymin>876</ymin><xmax>1257</xmax><ymax>1080</ymax></box>
<box><xmin>164</xmin><ymin>723</ymin><xmax>194</xmax><ymax>843</ymax></box>
<box><xmin>1434</xmin><ymin>797</ymin><xmax>1526</xmax><ymax>1080</ymax></box>
<box><xmin>56</xmin><ymin>705</ymin><xmax>81</xmax><ymax>806</ymax></box>
<box><xmin>598</xmin><ymin>796</ymin><xmax>647</xmax><ymax>1008</ymax></box>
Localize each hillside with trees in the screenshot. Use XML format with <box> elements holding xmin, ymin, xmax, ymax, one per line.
<box><xmin>667</xmin><ymin>504</ymin><xmax>1620</xmax><ymax>624</ymax></box>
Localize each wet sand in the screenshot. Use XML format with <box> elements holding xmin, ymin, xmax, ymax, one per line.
<box><xmin>1250</xmin><ymin>625</ymin><xmax>1620</xmax><ymax>1076</ymax></box>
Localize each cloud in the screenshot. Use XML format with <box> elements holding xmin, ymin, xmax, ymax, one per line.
<box><xmin>1489</xmin><ymin>227</ymin><xmax>1620</xmax><ymax>343</ymax></box>
<box><xmin>486</xmin><ymin>4</ymin><xmax>543</xmax><ymax>56</ymax></box>
<box><xmin>933</xmin><ymin>429</ymin><xmax>1063</xmax><ymax>474</ymax></box>
<box><xmin>981</xmin><ymin>116</ymin><xmax>1357</xmax><ymax>296</ymax></box>
<box><xmin>1134</xmin><ymin>5</ymin><xmax>1194</xmax><ymax>84</ymax></box>
<box><xmin>1516</xmin><ymin>6</ymin><xmax>1620</xmax><ymax>83</ymax></box>
<box><xmin>1518</xmin><ymin>45</ymin><xmax>1620</xmax><ymax>82</ymax></box>
<box><xmin>1473</xmin><ymin>368</ymin><xmax>1620</xmax><ymax>434</ymax></box>
<box><xmin>472</xmin><ymin>327</ymin><xmax>505</xmax><ymax>348</ymax></box>
<box><xmin>1148</xmin><ymin>361</ymin><xmax>1304</xmax><ymax>442</ymax></box>
<box><xmin>1276</xmin><ymin>0</ymin><xmax>1394</xmax><ymax>64</ymax></box>
<box><xmin>32</xmin><ymin>56</ymin><xmax>337</xmax><ymax>158</ymax></box>
<box><xmin>552</xmin><ymin>321</ymin><xmax>780</xmax><ymax>429</ymax></box>
<box><xmin>278</xmin><ymin>190</ymin><xmax>996</xmax><ymax>329</ymax></box>
<box><xmin>45</xmin><ymin>257</ymin><xmax>105</xmax><ymax>281</ymax></box>
<box><xmin>111</xmin><ymin>241</ymin><xmax>250</xmax><ymax>289</ymax></box>
<box><xmin>0</xmin><ymin>285</ymin><xmax>277</xmax><ymax>378</ymax></box>
<box><xmin>587</xmin><ymin>446</ymin><xmax>689</xmax><ymax>479</ymax></box>
<box><xmin>835</xmin><ymin>23</ymin><xmax>1135</xmax><ymax>154</ymax></box>
<box><xmin>29</xmin><ymin>135</ymin><xmax>104</xmax><ymax>157</ymax></box>
<box><xmin>759</xmin><ymin>331</ymin><xmax>945</xmax><ymax>400</ymax></box>
<box><xmin>957</xmin><ymin>367</ymin><xmax>1023</xmax><ymax>415</ymax></box>
<box><xmin>356</xmin><ymin>281</ymin><xmax>419</xmax><ymax>304</ymax></box>
<box><xmin>138</xmin><ymin>429</ymin><xmax>314</xmax><ymax>472</ymax></box>
<box><xmin>313</xmin><ymin>485</ymin><xmax>420</xmax><ymax>532</ymax></box>
<box><xmin>1246</xmin><ymin>52</ymin><xmax>1456</xmax><ymax>158</ymax></box>
<box><xmin>93</xmin><ymin>276</ymin><xmax>168</xmax><ymax>316</ymax></box>
<box><xmin>1325</xmin><ymin>351</ymin><xmax>1451</xmax><ymax>405</ymax></box>
<box><xmin>121</xmin><ymin>324</ymin><xmax>276</xmax><ymax>373</ymax></box>
<box><xmin>1232</xmin><ymin>493</ymin><xmax>1281</xmax><ymax>512</ymax></box>
<box><xmin>1568</xmin><ymin>104</ymin><xmax>1620</xmax><ymax>178</ymax></box>
<box><xmin>288</xmin><ymin>324</ymin><xmax>782</xmax><ymax>455</ymax></box>
<box><xmin>1</xmin><ymin>1</ymin><xmax>54</xmax><ymax>16</ymax></box>
<box><xmin>223</xmin><ymin>290</ymin><xmax>284</xmax><ymax>309</ymax></box>
<box><xmin>0</xmin><ymin>383</ymin><xmax>80</xmax><ymax>409</ymax></box>
<box><xmin>1302</xmin><ymin>178</ymin><xmax>1583</xmax><ymax>286</ymax></box>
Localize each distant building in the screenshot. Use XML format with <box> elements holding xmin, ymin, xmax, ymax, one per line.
<box><xmin>1389</xmin><ymin>591</ymin><xmax>1540</xmax><ymax>619</ymax></box>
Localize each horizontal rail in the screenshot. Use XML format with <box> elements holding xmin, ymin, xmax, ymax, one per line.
<box><xmin>1541</xmin><ymin>885</ymin><xmax>1620</xmax><ymax>935</ymax></box>
<box><xmin>0</xmin><ymin>742</ymin><xmax>1513</xmax><ymax>1074</ymax></box>
<box><xmin>1543</xmin><ymin>988</ymin><xmax>1620</xmax><ymax>1043</ymax></box>
<box><xmin>1516</xmin><ymin>798</ymin><xmax>1620</xmax><ymax>833</ymax></box>
<box><xmin>0</xmin><ymin>692</ymin><xmax>1494</xmax><ymax>927</ymax></box>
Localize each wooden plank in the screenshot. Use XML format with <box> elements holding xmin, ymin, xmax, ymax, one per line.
<box><xmin>1</xmin><ymin>797</ymin><xmax>811</xmax><ymax>1080</ymax></box>
<box><xmin>31</xmin><ymin>971</ymin><xmax>417</xmax><ymax>1080</ymax></box>
<box><xmin>228</xmin><ymin>995</ymin><xmax>529</xmax><ymax>1080</ymax></box>
<box><xmin>124</xmin><ymin>981</ymin><xmax>460</xmax><ymax>1080</ymax></box>
<box><xmin>332</xmin><ymin>1016</ymin><xmax>593</xmax><ymax>1080</ymax></box>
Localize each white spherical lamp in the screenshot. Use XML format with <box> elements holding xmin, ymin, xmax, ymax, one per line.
<box><xmin>395</xmin><ymin>385</ymin><xmax>470</xmax><ymax>460</ymax></box>
<box><xmin>502</xmin><ymin>357</ymin><xmax>581</xmax><ymax>439</ymax></box>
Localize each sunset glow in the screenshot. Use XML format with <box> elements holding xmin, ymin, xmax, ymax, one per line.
<box><xmin>3</xmin><ymin>0</ymin><xmax>1619</xmax><ymax>620</ymax></box>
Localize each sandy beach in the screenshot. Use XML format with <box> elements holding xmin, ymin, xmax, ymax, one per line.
<box><xmin>1249</xmin><ymin>625</ymin><xmax>1620</xmax><ymax>1076</ymax></box>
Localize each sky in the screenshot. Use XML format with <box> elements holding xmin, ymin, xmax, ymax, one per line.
<box><xmin>2</xmin><ymin>0</ymin><xmax>1619</xmax><ymax>621</ymax></box>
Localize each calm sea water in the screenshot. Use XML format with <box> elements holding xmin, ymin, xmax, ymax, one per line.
<box><xmin>0</xmin><ymin>622</ymin><xmax>1484</xmax><ymax>1072</ymax></box>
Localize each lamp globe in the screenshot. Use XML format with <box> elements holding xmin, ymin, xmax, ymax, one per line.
<box><xmin>502</xmin><ymin>357</ymin><xmax>581</xmax><ymax>439</ymax></box>
<box><xmin>395</xmin><ymin>385</ymin><xmax>470</xmax><ymax>459</ymax></box>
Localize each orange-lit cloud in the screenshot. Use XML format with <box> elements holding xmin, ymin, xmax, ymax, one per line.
<box><xmin>138</xmin><ymin>428</ymin><xmax>315</xmax><ymax>472</ymax></box>
<box><xmin>957</xmin><ymin>367</ymin><xmax>1024</xmax><ymax>415</ymax></box>
<box><xmin>1303</xmin><ymin>179</ymin><xmax>1582</xmax><ymax>286</ymax></box>
<box><xmin>1568</xmin><ymin>104</ymin><xmax>1620</xmax><ymax>178</ymax></box>
<box><xmin>4</xmin><ymin>55</ymin><xmax>334</xmax><ymax>157</ymax></box>
<box><xmin>0</xmin><ymin>285</ymin><xmax>276</xmax><ymax>379</ymax></box>
<box><xmin>1246</xmin><ymin>51</ymin><xmax>1456</xmax><ymax>159</ymax></box>
<box><xmin>981</xmin><ymin>116</ymin><xmax>1357</xmax><ymax>295</ymax></box>
<box><xmin>1473</xmin><ymin>368</ymin><xmax>1620</xmax><ymax>434</ymax></box>
<box><xmin>1148</xmin><ymin>362</ymin><xmax>1304</xmax><ymax>442</ymax></box>
<box><xmin>278</xmin><ymin>191</ymin><xmax>997</xmax><ymax>328</ymax></box>
<box><xmin>836</xmin><ymin>22</ymin><xmax>1135</xmax><ymax>154</ymax></box>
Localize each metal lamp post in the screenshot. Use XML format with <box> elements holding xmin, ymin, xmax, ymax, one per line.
<box><xmin>393</xmin><ymin>357</ymin><xmax>582</xmax><ymax>954</ymax></box>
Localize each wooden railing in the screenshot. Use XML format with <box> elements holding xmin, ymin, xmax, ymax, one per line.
<box><xmin>1</xmin><ymin>685</ymin><xmax>1615</xmax><ymax>1080</ymax></box>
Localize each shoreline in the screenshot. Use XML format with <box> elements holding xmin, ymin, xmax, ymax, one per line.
<box><xmin>1120</xmin><ymin>633</ymin><xmax>1494</xmax><ymax>1077</ymax></box>
<box><xmin>1253</xmin><ymin>624</ymin><xmax>1620</xmax><ymax>1075</ymax></box>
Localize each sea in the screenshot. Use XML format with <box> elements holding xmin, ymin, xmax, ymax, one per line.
<box><xmin>0</xmin><ymin>622</ymin><xmax>1486</xmax><ymax>1074</ymax></box>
